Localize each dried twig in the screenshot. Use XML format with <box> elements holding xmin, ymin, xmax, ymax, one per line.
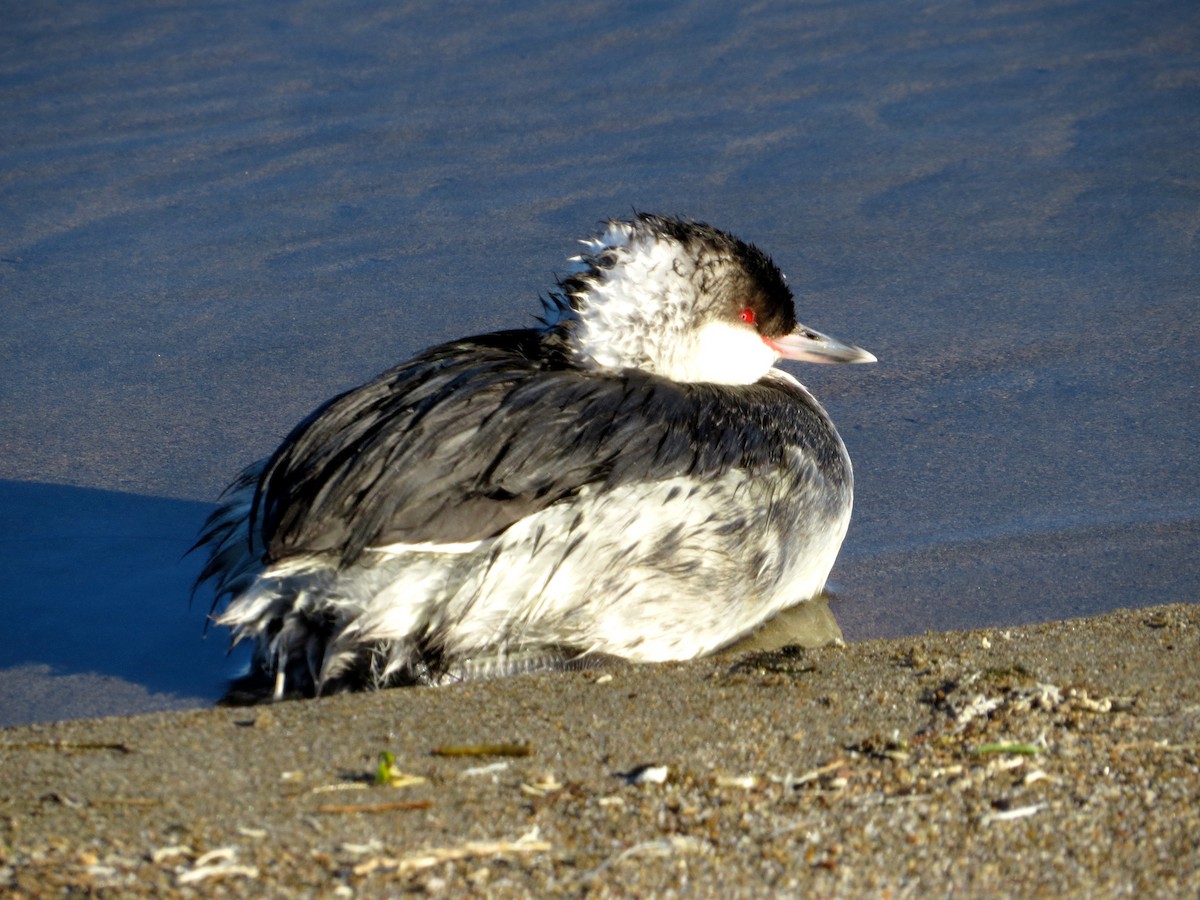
<box><xmin>431</xmin><ymin>743</ymin><xmax>532</xmax><ymax>757</ymax></box>
<box><xmin>317</xmin><ymin>799</ymin><xmax>434</xmax><ymax>814</ymax></box>
<box><xmin>0</xmin><ymin>740</ymin><xmax>131</xmax><ymax>754</ymax></box>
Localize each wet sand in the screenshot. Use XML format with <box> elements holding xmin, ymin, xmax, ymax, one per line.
<box><xmin>2</xmin><ymin>602</ymin><xmax>1197</xmax><ymax>896</ymax></box>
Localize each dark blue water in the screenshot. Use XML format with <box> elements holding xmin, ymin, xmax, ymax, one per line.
<box><xmin>2</xmin><ymin>0</ymin><xmax>1197</xmax><ymax>725</ymax></box>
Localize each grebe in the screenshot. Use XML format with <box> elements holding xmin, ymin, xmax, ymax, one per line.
<box><xmin>195</xmin><ymin>214</ymin><xmax>875</xmax><ymax>700</ymax></box>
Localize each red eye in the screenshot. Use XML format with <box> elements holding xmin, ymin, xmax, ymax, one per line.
<box><xmin>739</xmin><ymin>307</ymin><xmax>756</xmax><ymax>325</ymax></box>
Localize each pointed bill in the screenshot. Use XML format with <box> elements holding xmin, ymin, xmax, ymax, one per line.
<box><xmin>766</xmin><ymin>325</ymin><xmax>876</xmax><ymax>365</ymax></box>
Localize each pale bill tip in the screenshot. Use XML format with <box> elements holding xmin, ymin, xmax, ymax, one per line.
<box><xmin>769</xmin><ymin>327</ymin><xmax>877</xmax><ymax>365</ymax></box>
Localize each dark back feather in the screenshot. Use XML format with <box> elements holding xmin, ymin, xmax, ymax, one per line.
<box><xmin>254</xmin><ymin>330</ymin><xmax>846</xmax><ymax>566</ymax></box>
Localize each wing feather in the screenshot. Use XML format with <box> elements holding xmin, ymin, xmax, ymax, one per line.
<box><xmin>254</xmin><ymin>329</ymin><xmax>842</xmax><ymax>565</ymax></box>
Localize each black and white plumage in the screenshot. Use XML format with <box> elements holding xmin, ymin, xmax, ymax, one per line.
<box><xmin>195</xmin><ymin>214</ymin><xmax>875</xmax><ymax>700</ymax></box>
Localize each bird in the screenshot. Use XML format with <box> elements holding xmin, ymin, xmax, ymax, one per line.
<box><xmin>194</xmin><ymin>213</ymin><xmax>875</xmax><ymax>701</ymax></box>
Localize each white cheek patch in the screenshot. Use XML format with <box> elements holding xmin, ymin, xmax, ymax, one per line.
<box><xmin>671</xmin><ymin>321</ymin><xmax>779</xmax><ymax>385</ymax></box>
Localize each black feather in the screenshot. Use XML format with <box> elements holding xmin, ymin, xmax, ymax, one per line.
<box><xmin>253</xmin><ymin>329</ymin><xmax>845</xmax><ymax>567</ymax></box>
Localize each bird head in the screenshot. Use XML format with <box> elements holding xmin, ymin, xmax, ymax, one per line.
<box><xmin>543</xmin><ymin>213</ymin><xmax>874</xmax><ymax>384</ymax></box>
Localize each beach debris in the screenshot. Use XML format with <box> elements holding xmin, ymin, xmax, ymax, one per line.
<box><xmin>986</xmin><ymin>755</ymin><xmax>1028</xmax><ymax>774</ymax></box>
<box><xmin>176</xmin><ymin>848</ymin><xmax>259</xmax><ymax>885</ymax></box>
<box><xmin>193</xmin><ymin>848</ymin><xmax>236</xmax><ymax>867</ymax></box>
<box><xmin>522</xmin><ymin>773</ymin><xmax>588</xmax><ymax>810</ymax></box>
<box><xmin>316</xmin><ymin>799</ymin><xmax>434</xmax><ymax>814</ymax></box>
<box><xmin>980</xmin><ymin>802</ymin><xmax>1047</xmax><ymax>826</ymax></box>
<box><xmin>617</xmin><ymin>763</ymin><xmax>669</xmax><ymax>785</ymax></box>
<box><xmin>351</xmin><ymin>827</ymin><xmax>550</xmax><ymax>877</ymax></box>
<box><xmin>781</xmin><ymin>758</ymin><xmax>852</xmax><ymax>790</ymax></box>
<box><xmin>176</xmin><ymin>862</ymin><xmax>259</xmax><ymax>884</ymax></box>
<box><xmin>0</xmin><ymin>739</ymin><xmax>131</xmax><ymax>754</ymax></box>
<box><xmin>149</xmin><ymin>845</ymin><xmax>191</xmax><ymax>864</ymax></box>
<box><xmin>39</xmin><ymin>792</ymin><xmax>85</xmax><ymax>808</ymax></box>
<box><xmin>375</xmin><ymin>750</ymin><xmax>398</xmax><ymax>784</ymax></box>
<box><xmin>460</xmin><ymin>760</ymin><xmax>511</xmax><ymax>778</ymax></box>
<box><xmin>431</xmin><ymin>742</ymin><xmax>532</xmax><ymax>758</ymax></box>
<box><xmin>928</xmin><ymin>764</ymin><xmax>965</xmax><ymax>779</ymax></box>
<box><xmin>974</xmin><ymin>742</ymin><xmax>1042</xmax><ymax>756</ymax></box>
<box><xmin>1064</xmin><ymin>688</ymin><xmax>1114</xmax><ymax>713</ymax></box>
<box><xmin>236</xmin><ymin>826</ymin><xmax>269</xmax><ymax>840</ymax></box>
<box><xmin>374</xmin><ymin>751</ymin><xmax>427</xmax><ymax>788</ymax></box>
<box><xmin>520</xmin><ymin>772</ymin><xmax>564</xmax><ymax>797</ymax></box>
<box><xmin>945</xmin><ymin>678</ymin><xmax>1072</xmax><ymax>730</ymax></box>
<box><xmin>83</xmin><ymin>863</ymin><xmax>119</xmax><ymax>880</ymax></box>
<box><xmin>954</xmin><ymin>693</ymin><xmax>1002</xmax><ymax>728</ymax></box>
<box><xmin>714</xmin><ymin>773</ymin><xmax>758</xmax><ymax>789</ymax></box>
<box><xmin>311</xmin><ymin>782</ymin><xmax>368</xmax><ymax>794</ymax></box>
<box><xmin>850</xmin><ymin>733</ymin><xmax>911</xmax><ymax>761</ymax></box>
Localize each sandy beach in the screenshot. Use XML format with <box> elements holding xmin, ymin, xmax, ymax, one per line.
<box><xmin>2</xmin><ymin>602</ymin><xmax>1197</xmax><ymax>896</ymax></box>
